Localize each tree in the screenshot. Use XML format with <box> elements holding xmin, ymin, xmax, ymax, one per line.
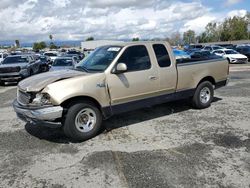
<box><xmin>199</xmin><ymin>12</ymin><xmax>250</xmax><ymax>42</ymax></box>
<box><xmin>33</xmin><ymin>41</ymin><xmax>47</xmax><ymax>51</ymax></box>
<box><xmin>50</xmin><ymin>43</ymin><xmax>58</xmax><ymax>49</ymax></box>
<box><xmin>183</xmin><ymin>30</ymin><xmax>196</xmax><ymax>44</ymax></box>
<box><xmin>86</xmin><ymin>37</ymin><xmax>94</xmax><ymax>41</ymax></box>
<box><xmin>15</xmin><ymin>40</ymin><xmax>20</xmax><ymax>48</ymax></box>
<box><xmin>132</xmin><ymin>37</ymin><xmax>140</xmax><ymax>41</ymax></box>
<box><xmin>169</xmin><ymin>32</ymin><xmax>181</xmax><ymax>46</ymax></box>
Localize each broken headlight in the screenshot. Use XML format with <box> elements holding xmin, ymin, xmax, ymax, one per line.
<box><xmin>31</xmin><ymin>93</ymin><xmax>52</xmax><ymax>105</ymax></box>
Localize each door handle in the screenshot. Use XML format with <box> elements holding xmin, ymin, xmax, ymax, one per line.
<box><xmin>149</xmin><ymin>76</ymin><xmax>158</xmax><ymax>80</ymax></box>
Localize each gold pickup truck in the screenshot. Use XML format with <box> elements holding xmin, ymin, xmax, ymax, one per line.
<box><xmin>13</xmin><ymin>41</ymin><xmax>229</xmax><ymax>141</ymax></box>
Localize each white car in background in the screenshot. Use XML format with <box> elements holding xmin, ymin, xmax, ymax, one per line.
<box><xmin>43</xmin><ymin>51</ymin><xmax>59</xmax><ymax>62</ymax></box>
<box><xmin>212</xmin><ymin>49</ymin><xmax>248</xmax><ymax>64</ymax></box>
<box><xmin>0</xmin><ymin>53</ymin><xmax>8</xmax><ymax>63</ymax></box>
<box><xmin>202</xmin><ymin>45</ymin><xmax>225</xmax><ymax>52</ymax></box>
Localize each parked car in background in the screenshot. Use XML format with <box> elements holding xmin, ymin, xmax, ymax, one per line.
<box><xmin>212</xmin><ymin>49</ymin><xmax>248</xmax><ymax>64</ymax></box>
<box><xmin>184</xmin><ymin>44</ymin><xmax>203</xmax><ymax>53</ymax></box>
<box><xmin>202</xmin><ymin>45</ymin><xmax>225</xmax><ymax>52</ymax></box>
<box><xmin>236</xmin><ymin>46</ymin><xmax>250</xmax><ymax>61</ymax></box>
<box><xmin>13</xmin><ymin>41</ymin><xmax>229</xmax><ymax>141</ymax></box>
<box><xmin>63</xmin><ymin>54</ymin><xmax>81</xmax><ymax>63</ymax></box>
<box><xmin>0</xmin><ymin>53</ymin><xmax>8</xmax><ymax>63</ymax></box>
<box><xmin>49</xmin><ymin>57</ymin><xmax>76</xmax><ymax>71</ymax></box>
<box><xmin>67</xmin><ymin>50</ymin><xmax>85</xmax><ymax>60</ymax></box>
<box><xmin>218</xmin><ymin>44</ymin><xmax>236</xmax><ymax>50</ymax></box>
<box><xmin>0</xmin><ymin>55</ymin><xmax>41</xmax><ymax>85</ymax></box>
<box><xmin>173</xmin><ymin>49</ymin><xmax>191</xmax><ymax>62</ymax></box>
<box><xmin>44</xmin><ymin>51</ymin><xmax>59</xmax><ymax>62</ymax></box>
<box><xmin>38</xmin><ymin>55</ymin><xmax>50</xmax><ymax>72</ymax></box>
<box><xmin>190</xmin><ymin>50</ymin><xmax>211</xmax><ymax>58</ymax></box>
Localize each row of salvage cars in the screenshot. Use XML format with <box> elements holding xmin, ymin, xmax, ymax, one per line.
<box><xmin>0</xmin><ymin>50</ymin><xmax>85</xmax><ymax>86</ymax></box>
<box><xmin>174</xmin><ymin>44</ymin><xmax>250</xmax><ymax>64</ymax></box>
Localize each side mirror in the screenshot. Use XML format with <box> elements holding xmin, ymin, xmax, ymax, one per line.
<box><xmin>114</xmin><ymin>63</ymin><xmax>127</xmax><ymax>74</ymax></box>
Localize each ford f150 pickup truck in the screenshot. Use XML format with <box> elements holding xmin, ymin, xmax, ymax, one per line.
<box><xmin>0</xmin><ymin>55</ymin><xmax>41</xmax><ymax>85</ymax></box>
<box><xmin>13</xmin><ymin>41</ymin><xmax>229</xmax><ymax>141</ymax></box>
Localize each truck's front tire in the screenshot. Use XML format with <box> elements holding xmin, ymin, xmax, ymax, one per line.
<box><xmin>192</xmin><ymin>81</ymin><xmax>214</xmax><ymax>109</ymax></box>
<box><xmin>63</xmin><ymin>101</ymin><xmax>102</xmax><ymax>141</ymax></box>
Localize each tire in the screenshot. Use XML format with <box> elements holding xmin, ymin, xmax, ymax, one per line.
<box><xmin>30</xmin><ymin>69</ymin><xmax>34</xmax><ymax>76</ymax></box>
<box><xmin>192</xmin><ymin>81</ymin><xmax>214</xmax><ymax>109</ymax></box>
<box><xmin>63</xmin><ymin>101</ymin><xmax>102</xmax><ymax>141</ymax></box>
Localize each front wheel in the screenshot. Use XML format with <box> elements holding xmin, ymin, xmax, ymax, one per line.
<box><xmin>192</xmin><ymin>81</ymin><xmax>214</xmax><ymax>109</ymax></box>
<box><xmin>63</xmin><ymin>101</ymin><xmax>102</xmax><ymax>141</ymax></box>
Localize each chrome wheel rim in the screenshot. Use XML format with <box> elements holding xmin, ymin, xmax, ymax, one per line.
<box><xmin>200</xmin><ymin>87</ymin><xmax>211</xmax><ymax>104</ymax></box>
<box><xmin>75</xmin><ymin>108</ymin><xmax>96</xmax><ymax>133</ymax></box>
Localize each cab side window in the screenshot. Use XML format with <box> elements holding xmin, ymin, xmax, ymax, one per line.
<box><xmin>117</xmin><ymin>45</ymin><xmax>151</xmax><ymax>72</ymax></box>
<box><xmin>153</xmin><ymin>44</ymin><xmax>171</xmax><ymax>67</ymax></box>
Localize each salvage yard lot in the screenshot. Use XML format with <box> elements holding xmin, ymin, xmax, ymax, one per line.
<box><xmin>0</xmin><ymin>64</ymin><xmax>250</xmax><ymax>188</ymax></box>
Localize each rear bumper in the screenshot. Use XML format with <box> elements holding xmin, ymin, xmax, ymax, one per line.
<box><xmin>13</xmin><ymin>99</ymin><xmax>63</xmax><ymax>128</ymax></box>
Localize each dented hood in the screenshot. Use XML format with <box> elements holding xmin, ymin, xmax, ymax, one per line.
<box><xmin>18</xmin><ymin>69</ymin><xmax>87</xmax><ymax>92</ymax></box>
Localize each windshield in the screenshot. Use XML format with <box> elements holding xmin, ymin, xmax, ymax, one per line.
<box><xmin>76</xmin><ymin>46</ymin><xmax>122</xmax><ymax>72</ymax></box>
<box><xmin>2</xmin><ymin>56</ymin><xmax>28</xmax><ymax>64</ymax></box>
<box><xmin>53</xmin><ymin>59</ymin><xmax>73</xmax><ymax>66</ymax></box>
<box><xmin>225</xmin><ymin>50</ymin><xmax>238</xmax><ymax>54</ymax></box>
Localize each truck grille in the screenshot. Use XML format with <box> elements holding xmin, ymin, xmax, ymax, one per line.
<box><xmin>0</xmin><ymin>67</ymin><xmax>21</xmax><ymax>73</ymax></box>
<box><xmin>17</xmin><ymin>90</ymin><xmax>32</xmax><ymax>105</ymax></box>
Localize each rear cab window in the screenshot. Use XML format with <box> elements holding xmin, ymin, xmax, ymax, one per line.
<box><xmin>117</xmin><ymin>45</ymin><xmax>151</xmax><ymax>72</ymax></box>
<box><xmin>153</xmin><ymin>44</ymin><xmax>171</xmax><ymax>67</ymax></box>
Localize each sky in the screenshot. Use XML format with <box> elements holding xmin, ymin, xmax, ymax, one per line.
<box><xmin>0</xmin><ymin>0</ymin><xmax>249</xmax><ymax>42</ymax></box>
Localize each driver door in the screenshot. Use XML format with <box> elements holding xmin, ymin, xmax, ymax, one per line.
<box><xmin>106</xmin><ymin>45</ymin><xmax>159</xmax><ymax>108</ymax></box>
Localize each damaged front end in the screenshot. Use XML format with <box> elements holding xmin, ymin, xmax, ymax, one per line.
<box><xmin>13</xmin><ymin>88</ymin><xmax>63</xmax><ymax>128</ymax></box>
<box><xmin>13</xmin><ymin>69</ymin><xmax>87</xmax><ymax>128</ymax></box>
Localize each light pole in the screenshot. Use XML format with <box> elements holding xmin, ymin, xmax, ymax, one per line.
<box><xmin>248</xmin><ymin>23</ymin><xmax>250</xmax><ymax>40</ymax></box>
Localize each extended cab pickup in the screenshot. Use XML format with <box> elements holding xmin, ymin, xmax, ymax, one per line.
<box><xmin>13</xmin><ymin>42</ymin><xmax>229</xmax><ymax>141</ymax></box>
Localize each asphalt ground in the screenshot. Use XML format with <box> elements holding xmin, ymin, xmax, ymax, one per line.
<box><xmin>0</xmin><ymin>64</ymin><xmax>250</xmax><ymax>188</ymax></box>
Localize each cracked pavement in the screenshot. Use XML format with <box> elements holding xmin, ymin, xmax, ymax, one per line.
<box><xmin>0</xmin><ymin>64</ymin><xmax>250</xmax><ymax>188</ymax></box>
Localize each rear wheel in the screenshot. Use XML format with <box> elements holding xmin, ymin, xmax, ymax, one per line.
<box><xmin>63</xmin><ymin>101</ymin><xmax>102</xmax><ymax>141</ymax></box>
<box><xmin>192</xmin><ymin>81</ymin><xmax>214</xmax><ymax>109</ymax></box>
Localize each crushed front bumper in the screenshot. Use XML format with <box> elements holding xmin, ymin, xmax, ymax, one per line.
<box><xmin>13</xmin><ymin>99</ymin><xmax>63</xmax><ymax>128</ymax></box>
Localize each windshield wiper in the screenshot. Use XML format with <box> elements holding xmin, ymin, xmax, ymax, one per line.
<box><xmin>74</xmin><ymin>66</ymin><xmax>89</xmax><ymax>73</ymax></box>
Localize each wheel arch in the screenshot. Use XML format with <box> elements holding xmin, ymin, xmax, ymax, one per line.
<box><xmin>197</xmin><ymin>76</ymin><xmax>216</xmax><ymax>88</ymax></box>
<box><xmin>61</xmin><ymin>96</ymin><xmax>102</xmax><ymax>111</ymax></box>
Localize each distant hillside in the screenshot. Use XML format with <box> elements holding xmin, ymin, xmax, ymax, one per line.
<box><xmin>0</xmin><ymin>40</ymin><xmax>82</xmax><ymax>47</ymax></box>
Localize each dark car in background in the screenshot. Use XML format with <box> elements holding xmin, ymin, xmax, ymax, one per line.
<box><xmin>63</xmin><ymin>54</ymin><xmax>81</xmax><ymax>63</ymax></box>
<box><xmin>236</xmin><ymin>46</ymin><xmax>250</xmax><ymax>61</ymax></box>
<box><xmin>184</xmin><ymin>44</ymin><xmax>203</xmax><ymax>53</ymax></box>
<box><xmin>67</xmin><ymin>50</ymin><xmax>85</xmax><ymax>60</ymax></box>
<box><xmin>0</xmin><ymin>55</ymin><xmax>41</xmax><ymax>85</ymax></box>
<box><xmin>49</xmin><ymin>57</ymin><xmax>77</xmax><ymax>71</ymax></box>
<box><xmin>38</xmin><ymin>55</ymin><xmax>50</xmax><ymax>72</ymax></box>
